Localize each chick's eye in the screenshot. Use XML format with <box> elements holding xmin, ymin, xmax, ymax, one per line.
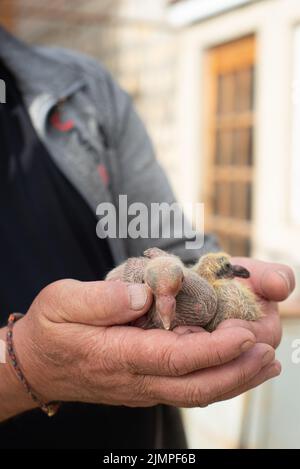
<box><xmin>225</xmin><ymin>262</ymin><xmax>231</xmax><ymax>268</ymax></box>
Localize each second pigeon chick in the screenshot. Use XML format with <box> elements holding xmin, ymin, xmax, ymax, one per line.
<box><xmin>192</xmin><ymin>252</ymin><xmax>262</xmax><ymax>331</ymax></box>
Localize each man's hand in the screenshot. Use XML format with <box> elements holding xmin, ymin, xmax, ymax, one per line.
<box><xmin>3</xmin><ymin>276</ymin><xmax>277</xmax><ymax>413</ymax></box>
<box><xmin>211</xmin><ymin>258</ymin><xmax>295</xmax><ymax>403</ymax></box>
<box><xmin>218</xmin><ymin>258</ymin><xmax>295</xmax><ymax>347</ymax></box>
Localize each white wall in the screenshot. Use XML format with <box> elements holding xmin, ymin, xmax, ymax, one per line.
<box><xmin>291</xmin><ymin>27</ymin><xmax>300</xmax><ymax>226</ymax></box>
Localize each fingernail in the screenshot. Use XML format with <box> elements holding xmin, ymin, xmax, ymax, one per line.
<box><xmin>262</xmin><ymin>349</ymin><xmax>275</xmax><ymax>367</ymax></box>
<box><xmin>241</xmin><ymin>340</ymin><xmax>255</xmax><ymax>353</ymax></box>
<box><xmin>127</xmin><ymin>284</ymin><xmax>149</xmax><ymax>310</ymax></box>
<box><xmin>276</xmin><ymin>270</ymin><xmax>291</xmax><ymax>293</ymax></box>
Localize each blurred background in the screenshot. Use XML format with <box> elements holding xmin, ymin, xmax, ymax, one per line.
<box><xmin>1</xmin><ymin>0</ymin><xmax>300</xmax><ymax>449</ymax></box>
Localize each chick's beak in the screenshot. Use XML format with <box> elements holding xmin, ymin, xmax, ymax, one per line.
<box><xmin>156</xmin><ymin>296</ymin><xmax>176</xmax><ymax>330</ymax></box>
<box><xmin>231</xmin><ymin>264</ymin><xmax>250</xmax><ymax>279</ymax></box>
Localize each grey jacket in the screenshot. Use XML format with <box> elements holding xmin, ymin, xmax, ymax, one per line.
<box><xmin>0</xmin><ymin>27</ymin><xmax>218</xmax><ymax>265</ymax></box>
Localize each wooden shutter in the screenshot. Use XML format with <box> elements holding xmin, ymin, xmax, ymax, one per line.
<box><xmin>203</xmin><ymin>35</ymin><xmax>256</xmax><ymax>257</ymax></box>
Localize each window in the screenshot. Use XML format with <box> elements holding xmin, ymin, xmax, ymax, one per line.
<box><xmin>203</xmin><ymin>35</ymin><xmax>256</xmax><ymax>256</ymax></box>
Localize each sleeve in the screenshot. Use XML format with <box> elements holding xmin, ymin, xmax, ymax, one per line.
<box><xmin>104</xmin><ymin>76</ymin><xmax>220</xmax><ymax>264</ymax></box>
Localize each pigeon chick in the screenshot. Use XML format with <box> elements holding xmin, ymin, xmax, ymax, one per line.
<box><xmin>106</xmin><ymin>247</ymin><xmax>217</xmax><ymax>330</ymax></box>
<box><xmin>106</xmin><ymin>247</ymin><xmax>183</xmax><ymax>329</ymax></box>
<box><xmin>142</xmin><ymin>247</ymin><xmax>217</xmax><ymax>330</ymax></box>
<box><xmin>192</xmin><ymin>252</ymin><xmax>262</xmax><ymax>331</ymax></box>
<box><xmin>106</xmin><ymin>256</ymin><xmax>148</xmax><ymax>284</ymax></box>
<box><xmin>141</xmin><ymin>248</ymin><xmax>185</xmax><ymax>330</ymax></box>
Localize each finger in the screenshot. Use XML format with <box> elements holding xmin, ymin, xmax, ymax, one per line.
<box><xmin>218</xmin><ymin>301</ymin><xmax>282</xmax><ymax>348</ymax></box>
<box><xmin>104</xmin><ymin>361</ymin><xmax>281</xmax><ymax>409</ymax></box>
<box><xmin>123</xmin><ymin>326</ymin><xmax>256</xmax><ymax>376</ymax></box>
<box><xmin>211</xmin><ymin>360</ymin><xmax>281</xmax><ymax>404</ymax></box>
<box><xmin>42</xmin><ymin>279</ymin><xmax>153</xmax><ymax>326</ymax></box>
<box><xmin>232</xmin><ymin>257</ymin><xmax>295</xmax><ymax>301</ymax></box>
<box><xmin>145</xmin><ymin>343</ymin><xmax>275</xmax><ymax>407</ymax></box>
<box><xmin>172</xmin><ymin>326</ymin><xmax>206</xmax><ymax>335</ymax></box>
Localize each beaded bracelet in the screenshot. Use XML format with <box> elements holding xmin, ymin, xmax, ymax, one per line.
<box><xmin>6</xmin><ymin>313</ymin><xmax>61</xmax><ymax>417</ymax></box>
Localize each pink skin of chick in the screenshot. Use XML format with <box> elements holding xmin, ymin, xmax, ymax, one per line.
<box><xmin>143</xmin><ymin>257</ymin><xmax>184</xmax><ymax>330</ymax></box>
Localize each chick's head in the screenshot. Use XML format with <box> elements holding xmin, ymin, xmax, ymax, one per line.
<box><xmin>193</xmin><ymin>252</ymin><xmax>250</xmax><ymax>284</ymax></box>
<box><xmin>144</xmin><ymin>257</ymin><xmax>184</xmax><ymax>330</ymax></box>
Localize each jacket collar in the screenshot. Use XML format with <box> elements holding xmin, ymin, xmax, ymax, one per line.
<box><xmin>0</xmin><ymin>27</ymin><xmax>84</xmax><ymax>108</ymax></box>
<box><xmin>0</xmin><ymin>26</ymin><xmax>86</xmax><ymax>135</ymax></box>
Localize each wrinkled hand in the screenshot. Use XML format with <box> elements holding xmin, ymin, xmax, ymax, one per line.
<box><xmin>210</xmin><ymin>257</ymin><xmax>296</xmax><ymax>403</ymax></box>
<box><xmin>12</xmin><ymin>277</ymin><xmax>278</xmax><ymax>409</ymax></box>
<box><xmin>219</xmin><ymin>258</ymin><xmax>295</xmax><ymax>347</ymax></box>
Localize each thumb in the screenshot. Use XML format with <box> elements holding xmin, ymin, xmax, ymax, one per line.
<box><xmin>232</xmin><ymin>257</ymin><xmax>295</xmax><ymax>302</ymax></box>
<box><xmin>40</xmin><ymin>279</ymin><xmax>153</xmax><ymax>326</ymax></box>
